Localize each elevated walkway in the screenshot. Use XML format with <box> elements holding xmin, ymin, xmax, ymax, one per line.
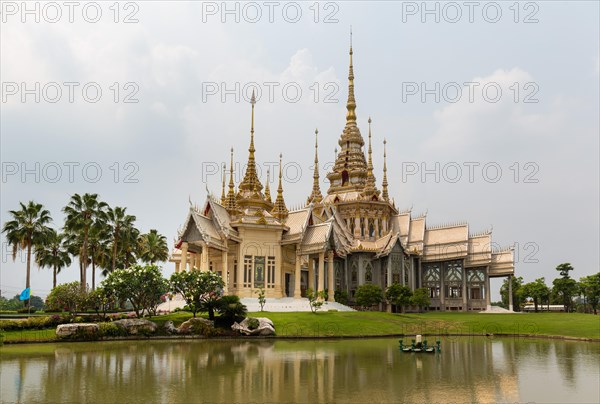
<box><xmin>157</xmin><ymin>295</ymin><xmax>355</xmax><ymax>313</ymax></box>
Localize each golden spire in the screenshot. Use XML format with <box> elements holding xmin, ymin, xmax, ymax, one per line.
<box><xmin>264</xmin><ymin>168</ymin><xmax>272</xmax><ymax>204</ymax></box>
<box><xmin>226</xmin><ymin>148</ymin><xmax>238</xmax><ymax>211</ymax></box>
<box><xmin>271</xmin><ymin>153</ymin><xmax>289</xmax><ymax>220</ymax></box>
<box><xmin>239</xmin><ymin>90</ymin><xmax>263</xmax><ymax>193</ymax></box>
<box><xmin>307</xmin><ymin>128</ymin><xmax>323</xmax><ymax>205</ymax></box>
<box><xmin>364</xmin><ymin>117</ymin><xmax>378</xmax><ymax>197</ymax></box>
<box><xmin>346</xmin><ymin>27</ymin><xmax>357</xmax><ymax>125</ymax></box>
<box><xmin>220</xmin><ymin>163</ymin><xmax>226</xmax><ymax>205</ymax></box>
<box><xmin>382</xmin><ymin>138</ymin><xmax>389</xmax><ymax>201</ymax></box>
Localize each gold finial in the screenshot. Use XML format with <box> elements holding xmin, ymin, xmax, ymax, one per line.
<box><xmin>226</xmin><ymin>147</ymin><xmax>238</xmax><ymax>211</ymax></box>
<box><xmin>272</xmin><ymin>153</ymin><xmax>289</xmax><ymax>220</ymax></box>
<box><xmin>382</xmin><ymin>139</ymin><xmax>389</xmax><ymax>201</ymax></box>
<box><xmin>265</xmin><ymin>168</ymin><xmax>272</xmax><ymax>204</ymax></box>
<box><xmin>364</xmin><ymin>117</ymin><xmax>378</xmax><ymax>197</ymax></box>
<box><xmin>346</xmin><ymin>28</ymin><xmax>357</xmax><ymax>124</ymax></box>
<box><xmin>307</xmin><ymin>128</ymin><xmax>323</xmax><ymax>205</ymax></box>
<box><xmin>220</xmin><ymin>163</ymin><xmax>226</xmax><ymax>204</ymax></box>
<box><xmin>239</xmin><ymin>91</ymin><xmax>262</xmax><ymax>194</ymax></box>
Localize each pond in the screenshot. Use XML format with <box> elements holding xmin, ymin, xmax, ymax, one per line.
<box><xmin>1</xmin><ymin>337</ymin><xmax>598</xmax><ymax>403</ymax></box>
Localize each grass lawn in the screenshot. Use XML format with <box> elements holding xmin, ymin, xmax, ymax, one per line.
<box><xmin>2</xmin><ymin>312</ymin><xmax>598</xmax><ymax>343</ymax></box>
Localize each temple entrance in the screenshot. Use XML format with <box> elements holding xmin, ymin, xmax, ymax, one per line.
<box><xmin>301</xmin><ymin>271</ymin><xmax>308</xmax><ymax>297</ymax></box>
<box><xmin>285</xmin><ymin>274</ymin><xmax>291</xmax><ymax>297</ymax></box>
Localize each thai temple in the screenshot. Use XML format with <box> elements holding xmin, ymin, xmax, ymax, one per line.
<box><xmin>171</xmin><ymin>40</ymin><xmax>515</xmax><ymax>312</ymax></box>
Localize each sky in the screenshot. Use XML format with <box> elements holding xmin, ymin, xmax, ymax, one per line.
<box><xmin>1</xmin><ymin>1</ymin><xmax>598</xmax><ymax>300</ymax></box>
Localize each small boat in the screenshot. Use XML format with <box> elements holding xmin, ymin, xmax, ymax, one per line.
<box><xmin>399</xmin><ymin>335</ymin><xmax>441</xmax><ymax>353</ymax></box>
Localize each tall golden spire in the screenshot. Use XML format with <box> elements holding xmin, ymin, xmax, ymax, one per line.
<box><xmin>225</xmin><ymin>148</ymin><xmax>238</xmax><ymax>211</ymax></box>
<box><xmin>264</xmin><ymin>168</ymin><xmax>272</xmax><ymax>204</ymax></box>
<box><xmin>239</xmin><ymin>90</ymin><xmax>263</xmax><ymax>193</ymax></box>
<box><xmin>364</xmin><ymin>117</ymin><xmax>378</xmax><ymax>197</ymax></box>
<box><xmin>346</xmin><ymin>28</ymin><xmax>357</xmax><ymax>125</ymax></box>
<box><xmin>307</xmin><ymin>128</ymin><xmax>323</xmax><ymax>205</ymax></box>
<box><xmin>220</xmin><ymin>163</ymin><xmax>226</xmax><ymax>205</ymax></box>
<box><xmin>382</xmin><ymin>139</ymin><xmax>389</xmax><ymax>201</ymax></box>
<box><xmin>271</xmin><ymin>153</ymin><xmax>289</xmax><ymax>220</ymax></box>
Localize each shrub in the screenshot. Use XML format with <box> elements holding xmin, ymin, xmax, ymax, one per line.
<box><xmin>334</xmin><ymin>290</ymin><xmax>349</xmax><ymax>305</ymax></box>
<box><xmin>16</xmin><ymin>307</ymin><xmax>37</xmax><ymax>314</ymax></box>
<box><xmin>247</xmin><ymin>317</ymin><xmax>259</xmax><ymax>330</ymax></box>
<box><xmin>98</xmin><ymin>322</ymin><xmax>129</xmax><ymax>338</ymax></box>
<box><xmin>45</xmin><ymin>282</ymin><xmax>88</xmax><ymax>315</ymax></box>
<box><xmin>356</xmin><ymin>284</ymin><xmax>384</xmax><ymax>309</ymax></box>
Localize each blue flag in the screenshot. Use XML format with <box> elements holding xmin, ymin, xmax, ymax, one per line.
<box><xmin>19</xmin><ymin>288</ymin><xmax>31</xmax><ymax>301</ymax></box>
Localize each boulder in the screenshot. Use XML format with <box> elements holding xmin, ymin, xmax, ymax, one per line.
<box><xmin>112</xmin><ymin>318</ymin><xmax>157</xmax><ymax>335</ymax></box>
<box><xmin>178</xmin><ymin>317</ymin><xmax>214</xmax><ymax>334</ymax></box>
<box><xmin>56</xmin><ymin>323</ymin><xmax>100</xmax><ymax>339</ymax></box>
<box><xmin>232</xmin><ymin>317</ymin><xmax>275</xmax><ymax>336</ymax></box>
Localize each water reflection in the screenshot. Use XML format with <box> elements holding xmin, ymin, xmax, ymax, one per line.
<box><xmin>1</xmin><ymin>337</ymin><xmax>598</xmax><ymax>403</ymax></box>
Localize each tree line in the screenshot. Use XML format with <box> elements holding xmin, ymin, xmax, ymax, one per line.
<box><xmin>500</xmin><ymin>263</ymin><xmax>600</xmax><ymax>314</ymax></box>
<box><xmin>2</xmin><ymin>194</ymin><xmax>170</xmax><ymax>306</ymax></box>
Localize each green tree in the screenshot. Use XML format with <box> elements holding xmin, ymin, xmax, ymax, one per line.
<box><xmin>500</xmin><ymin>276</ymin><xmax>524</xmax><ymax>311</ymax></box>
<box><xmin>355</xmin><ymin>284</ymin><xmax>384</xmax><ymax>310</ymax></box>
<box><xmin>216</xmin><ymin>295</ymin><xmax>248</xmax><ymax>323</ymax></box>
<box><xmin>520</xmin><ymin>278</ymin><xmax>550</xmax><ymax>312</ymax></box>
<box><xmin>552</xmin><ymin>278</ymin><xmax>578</xmax><ymax>312</ymax></box>
<box><xmin>170</xmin><ymin>270</ymin><xmax>224</xmax><ymax>319</ymax></box>
<box><xmin>552</xmin><ymin>263</ymin><xmax>577</xmax><ymax>312</ymax></box>
<box><xmin>102</xmin><ymin>264</ymin><xmax>168</xmax><ymax>318</ymax></box>
<box><xmin>63</xmin><ymin>193</ymin><xmax>108</xmax><ymax>289</ymax></box>
<box><xmin>579</xmin><ymin>273</ymin><xmax>600</xmax><ymax>314</ymax></box>
<box><xmin>106</xmin><ymin>206</ymin><xmax>136</xmax><ymax>271</ymax></box>
<box><xmin>34</xmin><ymin>228</ymin><xmax>71</xmax><ymax>289</ymax></box>
<box><xmin>410</xmin><ymin>288</ymin><xmax>431</xmax><ymax>313</ymax></box>
<box><xmin>2</xmin><ymin>201</ymin><xmax>52</xmax><ymax>307</ymax></box>
<box><xmin>306</xmin><ymin>288</ymin><xmax>327</xmax><ymax>313</ymax></box>
<box><xmin>45</xmin><ymin>281</ymin><xmax>89</xmax><ymax>315</ymax></box>
<box><xmin>385</xmin><ymin>283</ymin><xmax>412</xmax><ymax>313</ymax></box>
<box><xmin>255</xmin><ymin>287</ymin><xmax>266</xmax><ymax>311</ymax></box>
<box><xmin>556</xmin><ymin>263</ymin><xmax>574</xmax><ymax>278</ymax></box>
<box><xmin>86</xmin><ymin>287</ymin><xmax>116</xmax><ymax>317</ymax></box>
<box><xmin>138</xmin><ymin>229</ymin><xmax>169</xmax><ymax>264</ymax></box>
<box><xmin>87</xmin><ymin>221</ymin><xmax>111</xmax><ymax>290</ymax></box>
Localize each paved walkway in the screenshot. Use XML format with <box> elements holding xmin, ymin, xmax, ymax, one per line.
<box><xmin>157</xmin><ymin>295</ymin><xmax>355</xmax><ymax>313</ymax></box>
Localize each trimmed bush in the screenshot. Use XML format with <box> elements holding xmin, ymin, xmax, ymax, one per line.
<box><xmin>98</xmin><ymin>322</ymin><xmax>128</xmax><ymax>338</ymax></box>
<box><xmin>247</xmin><ymin>317</ymin><xmax>259</xmax><ymax>330</ymax></box>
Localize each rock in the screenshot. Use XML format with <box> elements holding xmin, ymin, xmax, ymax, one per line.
<box><xmin>164</xmin><ymin>320</ymin><xmax>179</xmax><ymax>334</ymax></box>
<box><xmin>112</xmin><ymin>319</ymin><xmax>157</xmax><ymax>335</ymax></box>
<box><xmin>56</xmin><ymin>323</ymin><xmax>100</xmax><ymax>338</ymax></box>
<box><xmin>232</xmin><ymin>317</ymin><xmax>275</xmax><ymax>336</ymax></box>
<box><xmin>178</xmin><ymin>317</ymin><xmax>214</xmax><ymax>334</ymax></box>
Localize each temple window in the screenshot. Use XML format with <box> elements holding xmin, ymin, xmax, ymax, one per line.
<box><xmin>342</xmin><ymin>170</ymin><xmax>349</xmax><ymax>186</ymax></box>
<box><xmin>254</xmin><ymin>256</ymin><xmax>265</xmax><ymax>288</ymax></box>
<box><xmin>360</xmin><ymin>218</ymin><xmax>365</xmax><ymax>237</ymax></box>
<box><xmin>378</xmin><ymin>218</ymin><xmax>383</xmax><ymax>237</ymax></box>
<box><xmin>266</xmin><ymin>256</ymin><xmax>276</xmax><ymax>289</ymax></box>
<box><xmin>365</xmin><ymin>263</ymin><xmax>373</xmax><ymax>283</ymax></box>
<box><xmin>243</xmin><ymin>256</ymin><xmax>252</xmax><ymax>288</ymax></box>
<box><xmin>233</xmin><ymin>260</ymin><xmax>238</xmax><ymax>287</ymax></box>
<box><xmin>368</xmin><ymin>219</ymin><xmax>375</xmax><ymax>237</ymax></box>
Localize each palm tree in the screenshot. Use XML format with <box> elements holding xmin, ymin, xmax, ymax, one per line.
<box><xmin>2</xmin><ymin>201</ymin><xmax>52</xmax><ymax>305</ymax></box>
<box><xmin>106</xmin><ymin>206</ymin><xmax>136</xmax><ymax>272</ymax></box>
<box><xmin>87</xmin><ymin>221</ymin><xmax>111</xmax><ymax>290</ymax></box>
<box><xmin>34</xmin><ymin>229</ymin><xmax>71</xmax><ymax>289</ymax></box>
<box><xmin>138</xmin><ymin>229</ymin><xmax>169</xmax><ymax>264</ymax></box>
<box><xmin>63</xmin><ymin>193</ymin><xmax>107</xmax><ymax>289</ymax></box>
<box><xmin>119</xmin><ymin>225</ymin><xmax>140</xmax><ymax>268</ymax></box>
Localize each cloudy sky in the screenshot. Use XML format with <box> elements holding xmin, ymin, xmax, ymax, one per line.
<box><xmin>1</xmin><ymin>1</ymin><xmax>598</xmax><ymax>300</ymax></box>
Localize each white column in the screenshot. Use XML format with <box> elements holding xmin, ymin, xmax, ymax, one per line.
<box><xmin>308</xmin><ymin>256</ymin><xmax>315</xmax><ymax>292</ymax></box>
<box><xmin>318</xmin><ymin>252</ymin><xmax>325</xmax><ymax>294</ymax></box>
<box><xmin>294</xmin><ymin>246</ymin><xmax>302</xmax><ymax>298</ymax></box>
<box><xmin>327</xmin><ymin>251</ymin><xmax>334</xmax><ymax>302</ymax></box>
<box><xmin>222</xmin><ymin>250</ymin><xmax>228</xmax><ymax>293</ymax></box>
<box><xmin>508</xmin><ymin>275</ymin><xmax>514</xmax><ymax>311</ymax></box>
<box><xmin>180</xmin><ymin>242</ymin><xmax>188</xmax><ymax>272</ymax></box>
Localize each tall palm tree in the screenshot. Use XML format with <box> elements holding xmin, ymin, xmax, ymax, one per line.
<box><xmin>138</xmin><ymin>229</ymin><xmax>169</xmax><ymax>264</ymax></box>
<box><xmin>2</xmin><ymin>201</ymin><xmax>52</xmax><ymax>305</ymax></box>
<box><xmin>63</xmin><ymin>193</ymin><xmax>107</xmax><ymax>290</ymax></box>
<box><xmin>118</xmin><ymin>225</ymin><xmax>140</xmax><ymax>268</ymax></box>
<box><xmin>34</xmin><ymin>229</ymin><xmax>71</xmax><ymax>289</ymax></box>
<box><xmin>87</xmin><ymin>221</ymin><xmax>111</xmax><ymax>290</ymax></box>
<box><xmin>106</xmin><ymin>206</ymin><xmax>136</xmax><ymax>272</ymax></box>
